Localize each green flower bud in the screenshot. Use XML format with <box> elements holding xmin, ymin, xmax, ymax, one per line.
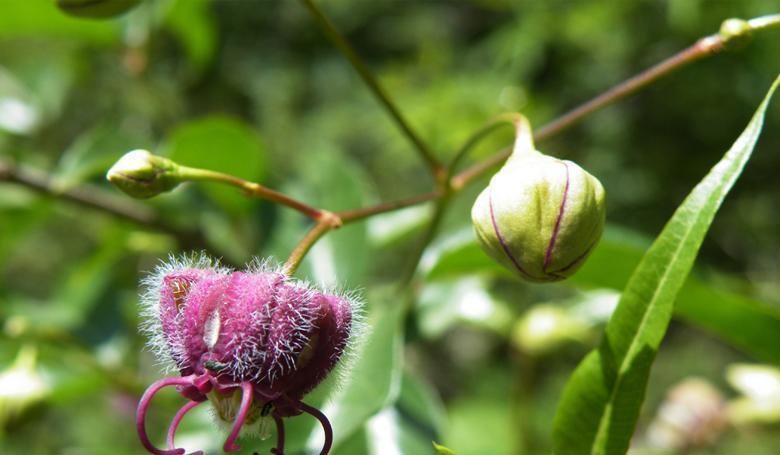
<box><xmin>106</xmin><ymin>149</ymin><xmax>182</xmax><ymax>199</ymax></box>
<box><xmin>471</xmin><ymin>116</ymin><xmax>605</xmax><ymax>282</ymax></box>
<box><xmin>56</xmin><ymin>0</ymin><xmax>142</xmax><ymax>19</ymax></box>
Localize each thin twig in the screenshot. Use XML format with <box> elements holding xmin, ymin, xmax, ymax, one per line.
<box><xmin>0</xmin><ymin>160</ymin><xmax>212</xmax><ymax>252</ymax></box>
<box><xmin>283</xmin><ymin>212</ymin><xmax>342</xmax><ymax>275</ymax></box>
<box><xmin>451</xmin><ymin>33</ymin><xmax>726</xmax><ymax>189</ymax></box>
<box><xmin>381</xmin><ymin>16</ymin><xmax>774</xmax><ymax>283</ymax></box>
<box><xmin>337</xmin><ymin>191</ymin><xmax>439</xmax><ymax>223</ymax></box>
<box><xmin>181</xmin><ymin>166</ymin><xmax>325</xmax><ymax>220</ymax></box>
<box><xmin>300</xmin><ymin>0</ymin><xmax>443</xmax><ymax>178</ymax></box>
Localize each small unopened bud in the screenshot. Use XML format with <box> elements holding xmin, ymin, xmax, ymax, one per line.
<box><xmin>106</xmin><ymin>150</ymin><xmax>182</xmax><ymax>199</ymax></box>
<box><xmin>56</xmin><ymin>0</ymin><xmax>142</xmax><ymax>19</ymax></box>
<box><xmin>471</xmin><ymin>116</ymin><xmax>605</xmax><ymax>282</ymax></box>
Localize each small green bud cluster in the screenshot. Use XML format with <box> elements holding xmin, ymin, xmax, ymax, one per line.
<box><xmin>471</xmin><ymin>116</ymin><xmax>606</xmax><ymax>282</ymax></box>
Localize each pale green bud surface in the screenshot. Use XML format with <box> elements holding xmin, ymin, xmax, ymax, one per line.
<box><xmin>471</xmin><ymin>116</ymin><xmax>606</xmax><ymax>282</ymax></box>
<box><xmin>106</xmin><ymin>149</ymin><xmax>182</xmax><ymax>199</ymax></box>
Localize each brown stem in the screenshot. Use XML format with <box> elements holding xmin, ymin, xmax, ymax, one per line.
<box><xmin>376</xmin><ymin>24</ymin><xmax>738</xmax><ymax>284</ymax></box>
<box><xmin>0</xmin><ymin>160</ymin><xmax>212</xmax><ymax>252</ymax></box>
<box><xmin>534</xmin><ymin>37</ymin><xmax>724</xmax><ymax>141</ymax></box>
<box><xmin>337</xmin><ymin>191</ymin><xmax>439</xmax><ymax>223</ymax></box>
<box><xmin>180</xmin><ymin>167</ymin><xmax>324</xmax><ymax>221</ymax></box>
<box><xmin>283</xmin><ymin>212</ymin><xmax>342</xmax><ymax>275</ymax></box>
<box><xmin>285</xmin><ymin>32</ymin><xmax>724</xmax><ymax>274</ymax></box>
<box><xmin>452</xmin><ymin>35</ymin><xmax>727</xmax><ymax>189</ymax></box>
<box><xmin>300</xmin><ymin>0</ymin><xmax>443</xmax><ymax>178</ymax></box>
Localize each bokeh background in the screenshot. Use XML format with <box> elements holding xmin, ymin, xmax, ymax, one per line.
<box><xmin>1</xmin><ymin>0</ymin><xmax>780</xmax><ymax>454</ymax></box>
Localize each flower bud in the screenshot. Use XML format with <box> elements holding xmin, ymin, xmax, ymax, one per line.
<box><xmin>106</xmin><ymin>149</ymin><xmax>182</xmax><ymax>199</ymax></box>
<box><xmin>471</xmin><ymin>116</ymin><xmax>605</xmax><ymax>282</ymax></box>
<box><xmin>56</xmin><ymin>0</ymin><xmax>142</xmax><ymax>19</ymax></box>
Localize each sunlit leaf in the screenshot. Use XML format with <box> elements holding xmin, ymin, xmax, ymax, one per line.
<box><xmin>306</xmin><ymin>289</ymin><xmax>405</xmax><ymax>451</ymax></box>
<box><xmin>54</xmin><ymin>123</ymin><xmax>149</xmax><ymax>190</ymax></box>
<box><xmin>0</xmin><ymin>0</ymin><xmax>118</xmax><ymax>42</ymax></box>
<box><xmin>433</xmin><ymin>441</ymin><xmax>457</xmax><ymax>455</ymax></box>
<box><xmin>423</xmin><ymin>224</ymin><xmax>780</xmax><ymax>364</ymax></box>
<box><xmin>417</xmin><ymin>276</ymin><xmax>513</xmax><ymax>339</ymax></box>
<box><xmin>165</xmin><ymin>115</ymin><xmax>266</xmax><ymax>214</ymax></box>
<box><xmin>265</xmin><ymin>147</ymin><xmax>373</xmax><ymax>288</ymax></box>
<box><xmin>552</xmin><ymin>74</ymin><xmax>780</xmax><ymax>455</ymax></box>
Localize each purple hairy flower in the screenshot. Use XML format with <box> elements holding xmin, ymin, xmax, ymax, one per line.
<box><xmin>136</xmin><ymin>255</ymin><xmax>359</xmax><ymax>455</ymax></box>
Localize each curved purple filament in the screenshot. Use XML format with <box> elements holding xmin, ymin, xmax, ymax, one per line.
<box><xmin>222</xmin><ymin>381</ymin><xmax>254</xmax><ymax>452</ymax></box>
<box><xmin>166</xmin><ymin>400</ymin><xmax>203</xmax><ymax>450</ymax></box>
<box><xmin>136</xmin><ymin>376</ymin><xmax>196</xmax><ymax>455</ymax></box>
<box><xmin>271</xmin><ymin>414</ymin><xmax>286</xmax><ymax>455</ymax></box>
<box><xmin>296</xmin><ymin>400</ymin><xmax>333</xmax><ymax>455</ymax></box>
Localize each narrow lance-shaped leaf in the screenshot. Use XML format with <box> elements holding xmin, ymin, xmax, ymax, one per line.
<box><xmin>552</xmin><ymin>74</ymin><xmax>780</xmax><ymax>455</ymax></box>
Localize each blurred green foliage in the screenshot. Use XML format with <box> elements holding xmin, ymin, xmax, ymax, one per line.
<box><xmin>1</xmin><ymin>0</ymin><xmax>780</xmax><ymax>454</ymax></box>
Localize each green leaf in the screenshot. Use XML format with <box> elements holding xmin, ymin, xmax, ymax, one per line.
<box><xmin>163</xmin><ymin>0</ymin><xmax>217</xmax><ymax>69</ymax></box>
<box><xmin>0</xmin><ymin>0</ymin><xmax>118</xmax><ymax>43</ymax></box>
<box><xmin>306</xmin><ymin>289</ymin><xmax>405</xmax><ymax>452</ymax></box>
<box><xmin>265</xmin><ymin>147</ymin><xmax>373</xmax><ymax>288</ymax></box>
<box><xmin>571</xmin><ymin>233</ymin><xmax>780</xmax><ymax>365</ymax></box>
<box><xmin>332</xmin><ymin>372</ymin><xmax>446</xmax><ymax>455</ymax></box>
<box><xmin>54</xmin><ymin>123</ymin><xmax>149</xmax><ymax>190</ymax></box>
<box><xmin>165</xmin><ymin>115</ymin><xmax>266</xmax><ymax>214</ymax></box>
<box><xmin>420</xmin><ymin>227</ymin><xmax>510</xmax><ymax>280</ymax></box>
<box><xmin>444</xmin><ymin>366</ymin><xmax>518</xmax><ymax>454</ymax></box>
<box><xmin>423</xmin><ymin>224</ymin><xmax>780</xmax><ymax>364</ymax></box>
<box><xmin>4</xmin><ymin>227</ymin><xmax>127</xmax><ymax>330</ymax></box>
<box><xmin>552</xmin><ymin>75</ymin><xmax>780</xmax><ymax>455</ymax></box>
<box><xmin>397</xmin><ymin>371</ymin><xmax>447</xmax><ymax>438</ymax></box>
<box><xmin>433</xmin><ymin>441</ymin><xmax>457</xmax><ymax>455</ymax></box>
<box><xmin>417</xmin><ymin>276</ymin><xmax>513</xmax><ymax>339</ymax></box>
